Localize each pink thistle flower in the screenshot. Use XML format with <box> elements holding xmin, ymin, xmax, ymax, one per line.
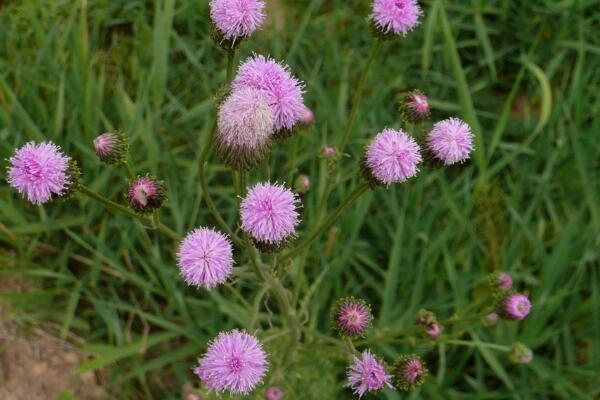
<box><xmin>347</xmin><ymin>350</ymin><xmax>393</xmax><ymax>398</ymax></box>
<box><xmin>496</xmin><ymin>272</ymin><xmax>513</xmax><ymax>290</ymax></box>
<box><xmin>233</xmin><ymin>55</ymin><xmax>305</xmax><ymax>132</ymax></box>
<box><xmin>498</xmin><ymin>293</ymin><xmax>531</xmax><ymax>321</ymax></box>
<box><xmin>363</xmin><ymin>128</ymin><xmax>422</xmax><ymax>187</ymax></box>
<box><xmin>264</xmin><ymin>386</ymin><xmax>283</xmax><ymax>400</ymax></box>
<box><xmin>393</xmin><ymin>354</ymin><xmax>428</xmax><ymax>391</ymax></box>
<box><xmin>93</xmin><ymin>132</ymin><xmax>129</xmax><ymax>164</ymax></box>
<box><xmin>427</xmin><ymin>118</ymin><xmax>474</xmax><ymax>165</ymax></box>
<box><xmin>177</xmin><ymin>228</ymin><xmax>234</xmax><ymax>289</ymax></box>
<box><xmin>370</xmin><ymin>0</ymin><xmax>422</xmax><ymax>37</ymax></box>
<box><xmin>240</xmin><ymin>182</ymin><xmax>300</xmax><ymax>252</ymax></box>
<box><xmin>299</xmin><ymin>105</ymin><xmax>314</xmax><ymax>126</ymax></box>
<box><xmin>216</xmin><ymin>88</ymin><xmax>274</xmax><ymax>170</ymax></box>
<box><xmin>399</xmin><ymin>90</ymin><xmax>430</xmax><ymax>123</ymax></box>
<box><xmin>332</xmin><ymin>297</ymin><xmax>373</xmax><ymax>338</ymax></box>
<box><xmin>195</xmin><ymin>330</ymin><xmax>268</xmax><ymax>395</ymax></box>
<box><xmin>127</xmin><ymin>175</ymin><xmax>166</xmax><ymax>214</ymax></box>
<box><xmin>425</xmin><ymin>323</ymin><xmax>442</xmax><ymax>339</ymax></box>
<box><xmin>7</xmin><ymin>141</ymin><xmax>72</xmax><ymax>205</ymax></box>
<box><xmin>210</xmin><ymin>0</ymin><xmax>266</xmax><ymax>44</ymax></box>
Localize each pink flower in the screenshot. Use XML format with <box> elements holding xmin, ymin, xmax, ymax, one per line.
<box><xmin>216</xmin><ymin>88</ymin><xmax>274</xmax><ymax>170</ymax></box>
<box><xmin>240</xmin><ymin>182</ymin><xmax>300</xmax><ymax>250</ymax></box>
<box><xmin>210</xmin><ymin>0</ymin><xmax>266</xmax><ymax>43</ymax></box>
<box><xmin>425</xmin><ymin>323</ymin><xmax>442</xmax><ymax>339</ymax></box>
<box><xmin>299</xmin><ymin>105</ymin><xmax>314</xmax><ymax>126</ymax></box>
<box><xmin>127</xmin><ymin>175</ymin><xmax>166</xmax><ymax>214</ymax></box>
<box><xmin>393</xmin><ymin>354</ymin><xmax>427</xmax><ymax>391</ymax></box>
<box><xmin>371</xmin><ymin>0</ymin><xmax>422</xmax><ymax>36</ymax></box>
<box><xmin>399</xmin><ymin>90</ymin><xmax>430</xmax><ymax>123</ymax></box>
<box><xmin>264</xmin><ymin>386</ymin><xmax>283</xmax><ymax>400</ymax></box>
<box><xmin>233</xmin><ymin>55</ymin><xmax>305</xmax><ymax>132</ymax></box>
<box><xmin>177</xmin><ymin>228</ymin><xmax>234</xmax><ymax>289</ymax></box>
<box><xmin>498</xmin><ymin>272</ymin><xmax>513</xmax><ymax>290</ymax></box>
<box><xmin>364</xmin><ymin>128</ymin><xmax>422</xmax><ymax>186</ymax></box>
<box><xmin>93</xmin><ymin>132</ymin><xmax>129</xmax><ymax>164</ymax></box>
<box><xmin>333</xmin><ymin>297</ymin><xmax>373</xmax><ymax>338</ymax></box>
<box><xmin>7</xmin><ymin>141</ymin><xmax>71</xmax><ymax>205</ymax></box>
<box><xmin>427</xmin><ymin>118</ymin><xmax>474</xmax><ymax>165</ymax></box>
<box><xmin>499</xmin><ymin>293</ymin><xmax>531</xmax><ymax>321</ymax></box>
<box><xmin>347</xmin><ymin>350</ymin><xmax>393</xmax><ymax>398</ymax></box>
<box><xmin>195</xmin><ymin>330</ymin><xmax>268</xmax><ymax>395</ymax></box>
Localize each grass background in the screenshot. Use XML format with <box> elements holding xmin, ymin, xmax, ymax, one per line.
<box><xmin>1</xmin><ymin>0</ymin><xmax>599</xmax><ymax>398</ymax></box>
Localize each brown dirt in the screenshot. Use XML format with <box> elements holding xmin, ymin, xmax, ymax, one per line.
<box><xmin>0</xmin><ymin>277</ymin><xmax>105</xmax><ymax>400</ymax></box>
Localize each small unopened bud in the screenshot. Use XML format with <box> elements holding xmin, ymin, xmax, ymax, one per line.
<box><xmin>489</xmin><ymin>271</ymin><xmax>513</xmax><ymax>295</ymax></box>
<box><xmin>299</xmin><ymin>106</ymin><xmax>314</xmax><ymax>126</ymax></box>
<box><xmin>319</xmin><ymin>146</ymin><xmax>340</xmax><ymax>164</ymax></box>
<box><xmin>265</xmin><ymin>386</ymin><xmax>283</xmax><ymax>400</ymax></box>
<box><xmin>509</xmin><ymin>342</ymin><xmax>533</xmax><ymax>364</ymax></box>
<box><xmin>127</xmin><ymin>175</ymin><xmax>167</xmax><ymax>214</ymax></box>
<box><xmin>93</xmin><ymin>132</ymin><xmax>129</xmax><ymax>165</ymax></box>
<box><xmin>392</xmin><ymin>354</ymin><xmax>428</xmax><ymax>391</ymax></box>
<box><xmin>483</xmin><ymin>312</ymin><xmax>498</xmax><ymax>326</ymax></box>
<box><xmin>294</xmin><ymin>175</ymin><xmax>310</xmax><ymax>193</ymax></box>
<box><xmin>399</xmin><ymin>90</ymin><xmax>430</xmax><ymax>123</ymax></box>
<box><xmin>425</xmin><ymin>322</ymin><xmax>442</xmax><ymax>339</ymax></box>
<box><xmin>185</xmin><ymin>395</ymin><xmax>200</xmax><ymax>400</ymax></box>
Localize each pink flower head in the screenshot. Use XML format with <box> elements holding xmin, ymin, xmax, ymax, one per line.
<box><xmin>427</xmin><ymin>118</ymin><xmax>474</xmax><ymax>165</ymax></box>
<box><xmin>393</xmin><ymin>354</ymin><xmax>428</xmax><ymax>391</ymax></box>
<box><xmin>240</xmin><ymin>182</ymin><xmax>300</xmax><ymax>251</ymax></box>
<box><xmin>347</xmin><ymin>350</ymin><xmax>393</xmax><ymax>398</ymax></box>
<box><xmin>127</xmin><ymin>175</ymin><xmax>166</xmax><ymax>214</ymax></box>
<box><xmin>363</xmin><ymin>128</ymin><xmax>422</xmax><ymax>187</ymax></box>
<box><xmin>7</xmin><ymin>141</ymin><xmax>71</xmax><ymax>205</ymax></box>
<box><xmin>195</xmin><ymin>330</ymin><xmax>268</xmax><ymax>395</ymax></box>
<box><xmin>233</xmin><ymin>55</ymin><xmax>305</xmax><ymax>132</ymax></box>
<box><xmin>93</xmin><ymin>132</ymin><xmax>128</xmax><ymax>164</ymax></box>
<box><xmin>425</xmin><ymin>323</ymin><xmax>442</xmax><ymax>339</ymax></box>
<box><xmin>216</xmin><ymin>88</ymin><xmax>274</xmax><ymax>170</ymax></box>
<box><xmin>400</xmin><ymin>90</ymin><xmax>430</xmax><ymax>123</ymax></box>
<box><xmin>177</xmin><ymin>228</ymin><xmax>234</xmax><ymax>289</ymax></box>
<box><xmin>210</xmin><ymin>0</ymin><xmax>266</xmax><ymax>43</ymax></box>
<box><xmin>299</xmin><ymin>105</ymin><xmax>314</xmax><ymax>126</ymax></box>
<box><xmin>333</xmin><ymin>297</ymin><xmax>373</xmax><ymax>338</ymax></box>
<box><xmin>371</xmin><ymin>0</ymin><xmax>422</xmax><ymax>37</ymax></box>
<box><xmin>264</xmin><ymin>386</ymin><xmax>283</xmax><ymax>400</ymax></box>
<box><xmin>498</xmin><ymin>272</ymin><xmax>513</xmax><ymax>290</ymax></box>
<box><xmin>499</xmin><ymin>293</ymin><xmax>531</xmax><ymax>321</ymax></box>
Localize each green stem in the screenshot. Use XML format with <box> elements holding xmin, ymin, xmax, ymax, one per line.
<box><xmin>226</xmin><ymin>51</ymin><xmax>236</xmax><ymax>81</ymax></box>
<box><xmin>125</xmin><ymin>162</ymin><xmax>135</xmax><ymax>179</ymax></box>
<box><xmin>280</xmin><ymin>182</ymin><xmax>369</xmax><ymax>264</ymax></box>
<box><xmin>79</xmin><ymin>185</ymin><xmax>181</xmax><ymax>241</ymax></box>
<box><xmin>338</xmin><ymin>40</ymin><xmax>381</xmax><ymax>154</ymax></box>
<box><xmin>444</xmin><ymin>339</ymin><xmax>510</xmax><ymax>352</ymax></box>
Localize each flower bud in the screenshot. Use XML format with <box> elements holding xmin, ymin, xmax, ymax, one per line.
<box><xmin>294</xmin><ymin>175</ymin><xmax>310</xmax><ymax>193</ymax></box>
<box><xmin>93</xmin><ymin>132</ymin><xmax>129</xmax><ymax>165</ymax></box>
<box><xmin>399</xmin><ymin>90</ymin><xmax>430</xmax><ymax>124</ymax></box>
<box><xmin>489</xmin><ymin>271</ymin><xmax>513</xmax><ymax>296</ymax></box>
<box><xmin>509</xmin><ymin>342</ymin><xmax>533</xmax><ymax>364</ymax></box>
<box><xmin>392</xmin><ymin>354</ymin><xmax>428</xmax><ymax>391</ymax></box>
<box><xmin>127</xmin><ymin>175</ymin><xmax>167</xmax><ymax>214</ymax></box>
<box><xmin>265</xmin><ymin>386</ymin><xmax>283</xmax><ymax>400</ymax></box>
<box><xmin>483</xmin><ymin>312</ymin><xmax>498</xmax><ymax>326</ymax></box>
<box><xmin>332</xmin><ymin>296</ymin><xmax>373</xmax><ymax>338</ymax></box>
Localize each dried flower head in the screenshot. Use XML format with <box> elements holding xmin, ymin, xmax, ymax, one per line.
<box><xmin>347</xmin><ymin>350</ymin><xmax>393</xmax><ymax>398</ymax></box>
<box><xmin>177</xmin><ymin>228</ymin><xmax>234</xmax><ymax>289</ymax></box>
<box><xmin>233</xmin><ymin>55</ymin><xmax>305</xmax><ymax>133</ymax></box>
<box><xmin>332</xmin><ymin>297</ymin><xmax>373</xmax><ymax>338</ymax></box>
<box><xmin>399</xmin><ymin>90</ymin><xmax>430</xmax><ymax>123</ymax></box>
<box><xmin>93</xmin><ymin>132</ymin><xmax>129</xmax><ymax>164</ymax></box>
<box><xmin>7</xmin><ymin>141</ymin><xmax>74</xmax><ymax>205</ymax></box>
<box><xmin>216</xmin><ymin>88</ymin><xmax>274</xmax><ymax>170</ymax></box>
<box><xmin>210</xmin><ymin>0</ymin><xmax>266</xmax><ymax>46</ymax></box>
<box><xmin>362</xmin><ymin>128</ymin><xmax>422</xmax><ymax>188</ymax></box>
<box><xmin>240</xmin><ymin>182</ymin><xmax>300</xmax><ymax>252</ymax></box>
<box><xmin>393</xmin><ymin>354</ymin><xmax>428</xmax><ymax>391</ymax></box>
<box><xmin>195</xmin><ymin>330</ymin><xmax>268</xmax><ymax>395</ymax></box>
<box><xmin>370</xmin><ymin>0</ymin><xmax>422</xmax><ymax>38</ymax></box>
<box><xmin>127</xmin><ymin>175</ymin><xmax>166</xmax><ymax>214</ymax></box>
<box><xmin>426</xmin><ymin>118</ymin><xmax>474</xmax><ymax>165</ymax></box>
<box><xmin>498</xmin><ymin>293</ymin><xmax>531</xmax><ymax>321</ymax></box>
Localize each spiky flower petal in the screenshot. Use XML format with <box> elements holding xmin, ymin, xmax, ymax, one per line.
<box><xmin>347</xmin><ymin>350</ymin><xmax>393</xmax><ymax>398</ymax></box>
<box><xmin>370</xmin><ymin>0</ymin><xmax>422</xmax><ymax>38</ymax></box>
<box><xmin>498</xmin><ymin>293</ymin><xmax>531</xmax><ymax>321</ymax></box>
<box><xmin>426</xmin><ymin>118</ymin><xmax>474</xmax><ymax>165</ymax></box>
<box><xmin>210</xmin><ymin>0</ymin><xmax>266</xmax><ymax>47</ymax></box>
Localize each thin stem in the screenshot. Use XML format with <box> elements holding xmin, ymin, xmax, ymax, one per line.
<box><xmin>444</xmin><ymin>339</ymin><xmax>510</xmax><ymax>352</ymax></box>
<box><xmin>226</xmin><ymin>51</ymin><xmax>236</xmax><ymax>81</ymax></box>
<box><xmin>280</xmin><ymin>182</ymin><xmax>369</xmax><ymax>264</ymax></box>
<box><xmin>79</xmin><ymin>185</ymin><xmax>181</xmax><ymax>241</ymax></box>
<box><xmin>125</xmin><ymin>162</ymin><xmax>135</xmax><ymax>179</ymax></box>
<box><xmin>338</xmin><ymin>40</ymin><xmax>381</xmax><ymax>154</ymax></box>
